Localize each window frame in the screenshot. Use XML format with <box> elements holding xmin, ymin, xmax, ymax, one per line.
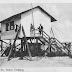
<box><xmin>6</xmin><ymin>21</ymin><xmax>14</xmax><ymax>31</ymax></box>
<box><xmin>6</xmin><ymin>23</ymin><xmax>10</xmax><ymax>31</ymax></box>
<box><xmin>10</xmin><ymin>21</ymin><xmax>14</xmax><ymax>30</ymax></box>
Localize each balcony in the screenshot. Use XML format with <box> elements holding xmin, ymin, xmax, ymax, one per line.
<box><xmin>30</xmin><ymin>29</ymin><xmax>41</xmax><ymax>37</ymax></box>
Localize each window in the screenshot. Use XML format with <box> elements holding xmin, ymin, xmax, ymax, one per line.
<box><xmin>10</xmin><ymin>21</ymin><xmax>14</xmax><ymax>30</ymax></box>
<box><xmin>6</xmin><ymin>21</ymin><xmax>14</xmax><ymax>31</ymax></box>
<box><xmin>6</xmin><ymin>23</ymin><xmax>9</xmax><ymax>31</ymax></box>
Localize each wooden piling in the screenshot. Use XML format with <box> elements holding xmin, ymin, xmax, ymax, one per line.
<box><xmin>20</xmin><ymin>38</ymin><xmax>23</xmax><ymax>59</ymax></box>
<box><xmin>23</xmin><ymin>39</ymin><xmax>26</xmax><ymax>51</ymax></box>
<box><xmin>49</xmin><ymin>38</ymin><xmax>51</xmax><ymax>53</ymax></box>
<box><xmin>1</xmin><ymin>41</ymin><xmax>3</xmax><ymax>54</ymax></box>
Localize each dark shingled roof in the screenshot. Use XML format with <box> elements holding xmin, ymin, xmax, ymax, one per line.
<box><xmin>0</xmin><ymin>6</ymin><xmax>57</xmax><ymax>23</ymax></box>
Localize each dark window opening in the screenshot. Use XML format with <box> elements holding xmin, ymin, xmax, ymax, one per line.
<box><xmin>6</xmin><ymin>21</ymin><xmax>14</xmax><ymax>31</ymax></box>
<box><xmin>10</xmin><ymin>21</ymin><xmax>14</xmax><ymax>30</ymax></box>
<box><xmin>0</xmin><ymin>30</ymin><xmax>1</xmax><ymax>33</ymax></box>
<box><xmin>6</xmin><ymin>23</ymin><xmax>9</xmax><ymax>31</ymax></box>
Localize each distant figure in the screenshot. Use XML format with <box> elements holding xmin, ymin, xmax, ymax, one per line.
<box><xmin>30</xmin><ymin>24</ymin><xmax>34</xmax><ymax>33</ymax></box>
<box><xmin>38</xmin><ymin>24</ymin><xmax>43</xmax><ymax>36</ymax></box>
<box><xmin>30</xmin><ymin>24</ymin><xmax>34</xmax><ymax>37</ymax></box>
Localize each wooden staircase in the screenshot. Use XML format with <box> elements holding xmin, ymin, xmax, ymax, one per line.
<box><xmin>38</xmin><ymin>30</ymin><xmax>69</xmax><ymax>56</ymax></box>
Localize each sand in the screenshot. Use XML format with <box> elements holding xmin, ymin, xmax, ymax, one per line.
<box><xmin>0</xmin><ymin>56</ymin><xmax>72</xmax><ymax>68</ymax></box>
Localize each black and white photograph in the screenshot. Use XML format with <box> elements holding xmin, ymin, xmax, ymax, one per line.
<box><xmin>0</xmin><ymin>1</ymin><xmax>72</xmax><ymax>72</ymax></box>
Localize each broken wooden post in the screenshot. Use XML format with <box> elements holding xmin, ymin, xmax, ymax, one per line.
<box><xmin>22</xmin><ymin>26</ymin><xmax>32</xmax><ymax>61</ymax></box>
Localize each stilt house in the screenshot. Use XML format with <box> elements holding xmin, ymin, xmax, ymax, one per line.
<box><xmin>0</xmin><ymin>6</ymin><xmax>57</xmax><ymax>40</ymax></box>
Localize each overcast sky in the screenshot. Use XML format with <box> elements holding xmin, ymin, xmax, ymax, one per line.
<box><xmin>0</xmin><ymin>3</ymin><xmax>72</xmax><ymax>42</ymax></box>
<box><xmin>0</xmin><ymin>3</ymin><xmax>72</xmax><ymax>22</ymax></box>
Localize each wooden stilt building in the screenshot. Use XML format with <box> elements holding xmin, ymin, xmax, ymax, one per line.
<box><xmin>1</xmin><ymin>6</ymin><xmax>70</xmax><ymax>60</ymax></box>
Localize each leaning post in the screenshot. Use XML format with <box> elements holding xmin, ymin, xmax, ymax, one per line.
<box><xmin>8</xmin><ymin>24</ymin><xmax>21</xmax><ymax>61</ymax></box>
<box><xmin>22</xmin><ymin>26</ymin><xmax>32</xmax><ymax>61</ymax></box>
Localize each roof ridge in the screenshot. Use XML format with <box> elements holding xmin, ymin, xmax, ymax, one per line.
<box><xmin>0</xmin><ymin>5</ymin><xmax>57</xmax><ymax>23</ymax></box>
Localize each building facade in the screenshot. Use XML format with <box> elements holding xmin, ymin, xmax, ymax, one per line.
<box><xmin>0</xmin><ymin>6</ymin><xmax>57</xmax><ymax>40</ymax></box>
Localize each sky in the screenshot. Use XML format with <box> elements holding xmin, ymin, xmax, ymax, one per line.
<box><xmin>0</xmin><ymin>3</ymin><xmax>72</xmax><ymax>42</ymax></box>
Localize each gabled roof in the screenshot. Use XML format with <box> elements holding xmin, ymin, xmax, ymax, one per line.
<box><xmin>0</xmin><ymin>6</ymin><xmax>57</xmax><ymax>23</ymax></box>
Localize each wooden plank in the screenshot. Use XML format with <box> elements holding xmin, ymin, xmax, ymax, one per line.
<box><xmin>22</xmin><ymin>26</ymin><xmax>32</xmax><ymax>61</ymax></box>
<box><xmin>0</xmin><ymin>40</ymin><xmax>11</xmax><ymax>45</ymax></box>
<box><xmin>8</xmin><ymin>24</ymin><xmax>21</xmax><ymax>61</ymax></box>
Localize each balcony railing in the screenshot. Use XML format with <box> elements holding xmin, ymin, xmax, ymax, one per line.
<box><xmin>30</xmin><ymin>29</ymin><xmax>41</xmax><ymax>37</ymax></box>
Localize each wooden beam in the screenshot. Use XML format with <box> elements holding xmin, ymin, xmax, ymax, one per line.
<box><xmin>0</xmin><ymin>40</ymin><xmax>20</xmax><ymax>48</ymax></box>
<box><xmin>8</xmin><ymin>24</ymin><xmax>21</xmax><ymax>61</ymax></box>
<box><xmin>22</xmin><ymin>26</ymin><xmax>32</xmax><ymax>61</ymax></box>
<box><xmin>13</xmin><ymin>41</ymin><xmax>16</xmax><ymax>58</ymax></box>
<box><xmin>23</xmin><ymin>39</ymin><xmax>26</xmax><ymax>52</ymax></box>
<box><xmin>0</xmin><ymin>40</ymin><xmax>11</xmax><ymax>45</ymax></box>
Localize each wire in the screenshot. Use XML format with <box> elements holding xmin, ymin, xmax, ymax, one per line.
<box><xmin>52</xmin><ymin>25</ymin><xmax>72</xmax><ymax>39</ymax></box>
<box><xmin>50</xmin><ymin>27</ymin><xmax>55</xmax><ymax>38</ymax></box>
<box><xmin>51</xmin><ymin>26</ymin><xmax>58</xmax><ymax>39</ymax></box>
